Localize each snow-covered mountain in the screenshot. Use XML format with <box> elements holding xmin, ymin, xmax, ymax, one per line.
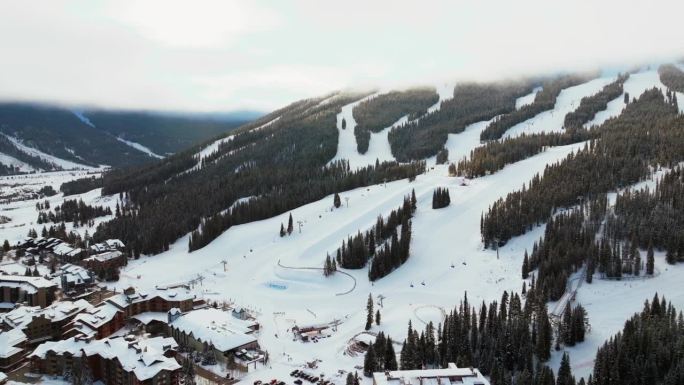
<box><xmin>3</xmin><ymin>63</ymin><xmax>684</xmax><ymax>384</ymax></box>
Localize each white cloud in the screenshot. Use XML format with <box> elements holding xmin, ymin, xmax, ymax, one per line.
<box><xmin>0</xmin><ymin>0</ymin><xmax>682</xmax><ymax>112</ymax></box>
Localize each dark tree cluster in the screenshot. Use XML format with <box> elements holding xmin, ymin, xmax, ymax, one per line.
<box><xmin>558</xmin><ymin>302</ymin><xmax>587</xmax><ymax>347</ymax></box>
<box><xmin>37</xmin><ymin>199</ymin><xmax>112</xmax><ymax>226</ymax></box>
<box><xmin>363</xmin><ymin>331</ymin><xmax>398</xmax><ymax>376</ymax></box>
<box><xmin>353</xmin><ymin>88</ymin><xmax>439</xmax><ymax>154</ymax></box>
<box><xmin>392</xmin><ymin>292</ymin><xmax>576</xmax><ymax>385</ymax></box>
<box><xmin>60</xmin><ymin>176</ymin><xmax>103</xmax><ymax>196</ymax></box>
<box><xmin>606</xmin><ymin>166</ymin><xmax>684</xmax><ymax>263</ymax></box>
<box><xmin>334</xmin><ymin>192</ymin><xmax>416</xmax><ymax>274</ymax></box>
<box><xmin>481</xmin><ymin>88</ymin><xmax>680</xmax><ymax>248</ymax></box>
<box><xmin>480</xmin><ymin>74</ymin><xmax>594</xmax><ymax>141</ymax></box>
<box><xmin>432</xmin><ymin>187</ymin><xmax>450</xmax><ymax>209</ymax></box>
<box><xmin>94</xmin><ymin>92</ymin><xmax>428</xmax><ymax>256</ymax></box>
<box><xmin>590</xmin><ymin>295</ymin><xmax>684</xmax><ymax>385</ymax></box>
<box><xmin>452</xmin><ymin>129</ymin><xmax>598</xmax><ymax>178</ymax></box>
<box><xmin>389</xmin><ymin>81</ymin><xmax>534</xmax><ymax>161</ymax></box>
<box><xmin>368</xmin><ymin>210</ymin><xmax>412</xmax><ymax>281</ymax></box>
<box><xmin>524</xmin><ymin>206</ymin><xmax>601</xmax><ymax>302</ymax></box>
<box><xmin>658</xmin><ymin>64</ymin><xmax>684</xmax><ymax>93</ymax></box>
<box><xmin>435</xmin><ymin>148</ymin><xmax>449</xmax><ymax>165</ymax></box>
<box><xmin>563</xmin><ymin>74</ymin><xmax>629</xmax><ymax>128</ymax></box>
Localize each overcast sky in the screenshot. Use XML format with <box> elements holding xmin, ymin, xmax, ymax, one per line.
<box><xmin>0</xmin><ymin>0</ymin><xmax>682</xmax><ymax>113</ymax></box>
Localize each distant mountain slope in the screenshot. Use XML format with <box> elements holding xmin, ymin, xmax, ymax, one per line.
<box><xmin>0</xmin><ymin>103</ymin><xmax>258</xmax><ymax>169</ymax></box>
<box><xmin>84</xmin><ymin>110</ymin><xmax>257</xmax><ymax>156</ymax></box>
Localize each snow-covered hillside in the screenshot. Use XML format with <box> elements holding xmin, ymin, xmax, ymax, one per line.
<box><xmin>2</xmin><ymin>134</ymin><xmax>96</xmax><ymax>170</ymax></box>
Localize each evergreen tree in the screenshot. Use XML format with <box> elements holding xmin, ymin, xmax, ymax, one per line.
<box><xmin>2</xmin><ymin>239</ymin><xmax>9</xmax><ymax>252</ymax></box>
<box><xmin>334</xmin><ymin>193</ymin><xmax>341</xmax><ymax>209</ymax></box>
<box><xmin>287</xmin><ymin>213</ymin><xmax>294</xmax><ymax>235</ymax></box>
<box><xmin>536</xmin><ymin>306</ymin><xmax>552</xmax><ymax>362</ymax></box>
<box><xmin>646</xmin><ymin>241</ymin><xmax>655</xmax><ymax>275</ymax></box>
<box><xmin>522</xmin><ymin>250</ymin><xmax>530</xmax><ymax>279</ymax></box>
<box><xmin>385</xmin><ymin>337</ymin><xmax>398</xmax><ymax>370</ymax></box>
<box><xmin>280</xmin><ymin>223</ymin><xmax>286</xmax><ymax>237</ymax></box>
<box><xmin>364</xmin><ymin>344</ymin><xmax>377</xmax><ymax>376</ymax></box>
<box><xmin>376</xmin><ymin>309</ymin><xmax>381</xmax><ymax>325</ymax></box>
<box><xmin>366</xmin><ymin>294</ymin><xmax>374</xmax><ymax>330</ymax></box>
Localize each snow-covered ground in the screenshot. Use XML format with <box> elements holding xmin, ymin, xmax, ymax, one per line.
<box><xmin>515</xmin><ymin>86</ymin><xmax>542</xmax><ymax>109</ymax></box>
<box><xmin>0</xmin><ymin>153</ymin><xmax>35</xmax><ymax>173</ymax></box>
<box><xmin>502</xmin><ymin>76</ymin><xmax>615</xmax><ymax>138</ymax></box>
<box><xmin>1</xmin><ymin>134</ymin><xmax>96</xmax><ymax>170</ymax></box>
<box><xmin>108</xmin><ymin>139</ymin><xmax>586</xmax><ymax>383</ymax></box>
<box><xmin>444</xmin><ymin>117</ymin><xmax>496</xmax><ymax>163</ymax></box>
<box><xmin>0</xmin><ymin>170</ymin><xmax>114</xmax><ymax>243</ymax></box>
<box><xmin>116</xmin><ymin>137</ymin><xmax>164</xmax><ymax>159</ymax></box>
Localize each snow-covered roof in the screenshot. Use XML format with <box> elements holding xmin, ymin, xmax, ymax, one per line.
<box><xmin>2</xmin><ymin>300</ymin><xmax>92</xmax><ymax>330</ymax></box>
<box><xmin>131</xmin><ymin>312</ymin><xmax>167</xmax><ymax>325</ymax></box>
<box><xmin>372</xmin><ymin>364</ymin><xmax>490</xmax><ymax>385</ymax></box>
<box><xmin>0</xmin><ymin>275</ymin><xmax>57</xmax><ymax>293</ymax></box>
<box><xmin>105</xmin><ymin>239</ymin><xmax>125</xmax><ymax>248</ymax></box>
<box><xmin>70</xmin><ymin>302</ymin><xmax>120</xmax><ymax>332</ymax></box>
<box><xmin>0</xmin><ymin>371</ymin><xmax>7</xmax><ymax>383</ymax></box>
<box><xmin>83</xmin><ymin>250</ymin><xmax>123</xmax><ymax>263</ymax></box>
<box><xmin>58</xmin><ymin>264</ymin><xmax>93</xmax><ymax>284</ymax></box>
<box><xmin>52</xmin><ymin>242</ymin><xmax>74</xmax><ymax>256</ymax></box>
<box><xmin>106</xmin><ymin>288</ymin><xmax>193</xmax><ymax>309</ymax></box>
<box><xmin>0</xmin><ymin>328</ymin><xmax>27</xmax><ymax>358</ymax></box>
<box><xmin>30</xmin><ymin>336</ymin><xmax>180</xmax><ymax>381</ymax></box>
<box><xmin>169</xmin><ymin>308</ymin><xmax>257</xmax><ymax>353</ymax></box>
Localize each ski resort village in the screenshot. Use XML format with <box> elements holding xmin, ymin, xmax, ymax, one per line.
<box><xmin>2</xmin><ymin>3</ymin><xmax>684</xmax><ymax>382</ymax></box>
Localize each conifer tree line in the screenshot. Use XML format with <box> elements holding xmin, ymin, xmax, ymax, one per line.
<box><xmin>92</xmin><ymin>90</ymin><xmax>427</xmax><ymax>255</ymax></box>
<box><xmin>363</xmin><ymin>331</ymin><xmax>398</xmax><ymax>376</ymax></box>
<box><xmin>59</xmin><ymin>176</ymin><xmax>103</xmax><ymax>196</ymax></box>
<box><xmin>37</xmin><ymin>199</ymin><xmax>112</xmax><ymax>226</ymax></box>
<box><xmin>480</xmin><ymin>74</ymin><xmax>595</xmax><ymax>141</ymax></box>
<box><xmin>558</xmin><ymin>302</ymin><xmax>587</xmax><ymax>347</ymax></box>
<box><xmin>563</xmin><ymin>74</ymin><xmax>629</xmax><ymax>128</ymax></box>
<box><xmin>658</xmin><ymin>64</ymin><xmax>684</xmax><ymax>93</ymax></box>
<box><xmin>388</xmin><ymin>81</ymin><xmax>535</xmax><ymax>161</ymax></box>
<box><xmin>481</xmin><ymin>88</ymin><xmax>681</xmax><ymax>249</ymax></box>
<box><xmin>383</xmin><ymin>291</ymin><xmax>584</xmax><ymax>385</ymax></box>
<box><xmin>590</xmin><ymin>295</ymin><xmax>684</xmax><ymax>385</ymax></box>
<box><xmin>605</xmin><ymin>166</ymin><xmax>684</xmax><ymax>263</ymax></box>
<box><xmin>451</xmin><ymin>129</ymin><xmax>599</xmax><ymax>178</ymax></box>
<box><xmin>331</xmin><ymin>192</ymin><xmax>416</xmax><ymax>280</ymax></box>
<box><xmin>353</xmin><ymin>88</ymin><xmax>440</xmax><ymax>154</ymax></box>
<box><xmin>432</xmin><ymin>187</ymin><xmax>451</xmax><ymax>209</ymax></box>
<box><xmin>435</xmin><ymin>148</ymin><xmax>449</xmax><ymax>165</ymax></box>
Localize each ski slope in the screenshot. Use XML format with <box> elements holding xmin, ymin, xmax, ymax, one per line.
<box><xmin>109</xmin><ymin>140</ymin><xmax>585</xmax><ymax>383</ymax></box>
<box><xmin>586</xmin><ymin>69</ymin><xmax>684</xmax><ymax>127</ymax></box>
<box><xmin>444</xmin><ymin>117</ymin><xmax>497</xmax><ymax>163</ymax></box>
<box><xmin>515</xmin><ymin>86</ymin><xmax>542</xmax><ymax>109</ymax></box>
<box><xmin>331</xmin><ymin>83</ymin><xmax>456</xmax><ymax>169</ymax></box>
<box><xmin>115</xmin><ymin>137</ymin><xmax>165</xmax><ymax>159</ymax></box>
<box><xmin>502</xmin><ymin>76</ymin><xmax>615</xmax><ymax>138</ymax></box>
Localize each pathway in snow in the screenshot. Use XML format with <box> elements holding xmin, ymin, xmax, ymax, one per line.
<box><xmin>502</xmin><ymin>76</ymin><xmax>616</xmax><ymax>139</ymax></box>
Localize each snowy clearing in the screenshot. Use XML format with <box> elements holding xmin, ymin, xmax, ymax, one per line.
<box><xmin>0</xmin><ymin>153</ymin><xmax>35</xmax><ymax>172</ymax></box>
